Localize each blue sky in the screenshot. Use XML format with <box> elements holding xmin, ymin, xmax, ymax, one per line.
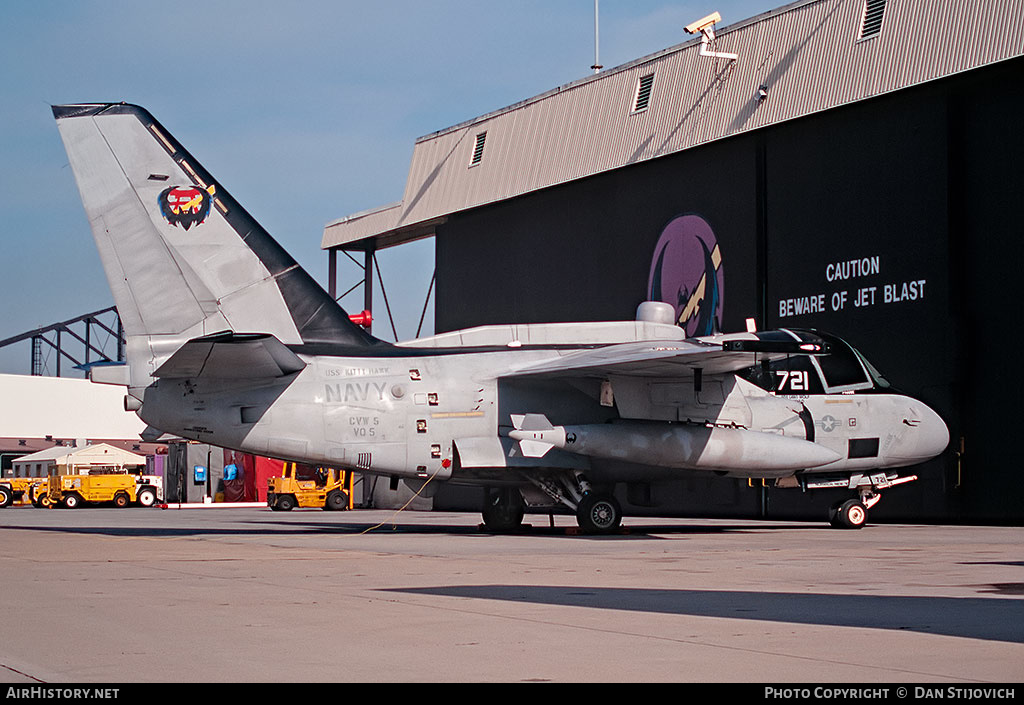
<box><xmin>0</xmin><ymin>0</ymin><xmax>782</xmax><ymax>375</ymax></box>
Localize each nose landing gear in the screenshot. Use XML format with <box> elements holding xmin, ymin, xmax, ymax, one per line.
<box><xmin>806</xmin><ymin>472</ymin><xmax>917</xmax><ymax>530</ymax></box>
<box><xmin>829</xmin><ymin>498</ymin><xmax>868</xmax><ymax>529</ymax></box>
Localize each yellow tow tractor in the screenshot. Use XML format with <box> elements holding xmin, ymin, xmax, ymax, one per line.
<box><xmin>0</xmin><ymin>478</ymin><xmax>49</xmax><ymax>508</ymax></box>
<box><xmin>48</xmin><ymin>472</ymin><xmax>160</xmax><ymax>509</ymax></box>
<box><xmin>268</xmin><ymin>463</ymin><xmax>352</xmax><ymax>511</ymax></box>
<box><xmin>29</xmin><ymin>478</ymin><xmax>53</xmax><ymax>508</ymax></box>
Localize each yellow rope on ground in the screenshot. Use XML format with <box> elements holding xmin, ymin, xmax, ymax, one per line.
<box><xmin>357</xmin><ymin>467</ymin><xmax>442</xmax><ymax>534</ymax></box>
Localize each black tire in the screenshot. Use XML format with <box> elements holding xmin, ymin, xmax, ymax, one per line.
<box><xmin>324</xmin><ymin>490</ymin><xmax>348</xmax><ymax>511</ymax></box>
<box><xmin>827</xmin><ymin>500</ymin><xmax>844</xmax><ymax>528</ymax></box>
<box><xmin>62</xmin><ymin>493</ymin><xmax>81</xmax><ymax>509</ymax></box>
<box><xmin>136</xmin><ymin>487</ymin><xmax>157</xmax><ymax>508</ymax></box>
<box><xmin>0</xmin><ymin>486</ymin><xmax>12</xmax><ymax>508</ymax></box>
<box><xmin>276</xmin><ymin>494</ymin><xmax>297</xmax><ymax>511</ymax></box>
<box><xmin>481</xmin><ymin>488</ymin><xmax>525</xmax><ymax>532</ymax></box>
<box><xmin>576</xmin><ymin>493</ymin><xmax>622</xmax><ymax>534</ymax></box>
<box><xmin>833</xmin><ymin>499</ymin><xmax>868</xmax><ymax>529</ymax></box>
<box><xmin>113</xmin><ymin>492</ymin><xmax>130</xmax><ymax>508</ymax></box>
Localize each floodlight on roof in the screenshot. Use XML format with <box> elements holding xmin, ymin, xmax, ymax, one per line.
<box><xmin>685</xmin><ymin>11</ymin><xmax>738</xmax><ymax>62</ymax></box>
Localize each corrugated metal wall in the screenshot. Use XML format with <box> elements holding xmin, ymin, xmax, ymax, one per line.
<box><xmin>324</xmin><ymin>0</ymin><xmax>1024</xmax><ymax>249</ymax></box>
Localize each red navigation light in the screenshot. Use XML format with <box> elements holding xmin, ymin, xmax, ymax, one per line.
<box><xmin>348</xmin><ymin>310</ymin><xmax>373</xmax><ymax>328</ymax></box>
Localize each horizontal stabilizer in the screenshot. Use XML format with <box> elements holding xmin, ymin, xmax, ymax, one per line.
<box><xmin>88</xmin><ymin>363</ymin><xmax>130</xmax><ymax>387</ymax></box>
<box><xmin>141</xmin><ymin>426</ymin><xmax>177</xmax><ymax>442</ymax></box>
<box><xmin>153</xmin><ymin>333</ymin><xmax>306</xmax><ymax>380</ymax></box>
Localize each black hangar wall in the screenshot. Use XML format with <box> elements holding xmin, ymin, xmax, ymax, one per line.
<box><xmin>432</xmin><ymin>56</ymin><xmax>1024</xmax><ymax>523</ymax></box>
<box><xmin>435</xmin><ymin>131</ymin><xmax>760</xmax><ymax>334</ymax></box>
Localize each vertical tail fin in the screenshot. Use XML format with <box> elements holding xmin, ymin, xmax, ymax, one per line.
<box><xmin>53</xmin><ymin>103</ymin><xmax>382</xmax><ymax>361</ymax></box>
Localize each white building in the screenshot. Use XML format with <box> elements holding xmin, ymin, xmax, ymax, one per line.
<box><xmin>13</xmin><ymin>443</ymin><xmax>146</xmax><ymax>478</ymax></box>
<box><xmin>0</xmin><ymin>373</ymin><xmax>149</xmax><ymax>476</ymax></box>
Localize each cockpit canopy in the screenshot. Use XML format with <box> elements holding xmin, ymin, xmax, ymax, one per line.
<box><xmin>740</xmin><ymin>329</ymin><xmax>890</xmax><ymax>395</ymax></box>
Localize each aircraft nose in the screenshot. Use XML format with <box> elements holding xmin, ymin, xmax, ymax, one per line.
<box><xmin>892</xmin><ymin>401</ymin><xmax>949</xmax><ymax>463</ymax></box>
<box><xmin>917</xmin><ymin>403</ymin><xmax>951</xmax><ymax>460</ymax></box>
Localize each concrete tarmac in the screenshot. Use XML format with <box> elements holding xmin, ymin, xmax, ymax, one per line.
<box><xmin>0</xmin><ymin>505</ymin><xmax>1022</xmax><ymax>684</ymax></box>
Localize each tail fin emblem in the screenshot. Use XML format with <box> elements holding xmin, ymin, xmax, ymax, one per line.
<box><xmin>158</xmin><ymin>184</ymin><xmax>215</xmax><ymax>230</ymax></box>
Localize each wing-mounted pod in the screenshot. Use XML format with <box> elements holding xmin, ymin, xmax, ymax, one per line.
<box><xmin>509</xmin><ymin>413</ymin><xmax>839</xmax><ymax>477</ymax></box>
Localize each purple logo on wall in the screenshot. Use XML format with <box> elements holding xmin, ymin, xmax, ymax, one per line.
<box><xmin>647</xmin><ymin>214</ymin><xmax>724</xmax><ymax>337</ymax></box>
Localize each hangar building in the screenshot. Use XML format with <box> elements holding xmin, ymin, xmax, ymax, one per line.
<box><xmin>323</xmin><ymin>0</ymin><xmax>1024</xmax><ymax>523</ymax></box>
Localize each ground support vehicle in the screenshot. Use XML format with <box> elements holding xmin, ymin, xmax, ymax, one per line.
<box><xmin>48</xmin><ymin>473</ymin><xmax>159</xmax><ymax>509</ymax></box>
<box><xmin>134</xmin><ymin>475</ymin><xmax>162</xmax><ymax>507</ymax></box>
<box><xmin>268</xmin><ymin>464</ymin><xmax>351</xmax><ymax>511</ymax></box>
<box><xmin>0</xmin><ymin>478</ymin><xmax>49</xmax><ymax>508</ymax></box>
<box><xmin>29</xmin><ymin>479</ymin><xmax>53</xmax><ymax>508</ymax></box>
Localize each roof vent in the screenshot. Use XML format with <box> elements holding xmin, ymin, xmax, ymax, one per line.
<box><xmin>633</xmin><ymin>73</ymin><xmax>655</xmax><ymax>113</ymax></box>
<box><xmin>470</xmin><ymin>131</ymin><xmax>487</xmax><ymax>166</ymax></box>
<box><xmin>859</xmin><ymin>0</ymin><xmax>886</xmax><ymax>39</ymax></box>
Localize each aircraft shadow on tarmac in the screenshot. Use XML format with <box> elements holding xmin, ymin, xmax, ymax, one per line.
<box><xmin>15</xmin><ymin>518</ymin><xmax>823</xmax><ymax>539</ymax></box>
<box><xmin>385</xmin><ymin>584</ymin><xmax>1024</xmax><ymax>644</ymax></box>
<box><xmin>300</xmin><ymin>520</ymin><xmax>825</xmax><ymax>537</ymax></box>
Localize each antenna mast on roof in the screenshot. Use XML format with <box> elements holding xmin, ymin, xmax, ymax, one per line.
<box><xmin>591</xmin><ymin>0</ymin><xmax>603</xmax><ymax>73</ymax></box>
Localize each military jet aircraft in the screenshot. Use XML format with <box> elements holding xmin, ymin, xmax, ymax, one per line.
<box><xmin>52</xmin><ymin>103</ymin><xmax>949</xmax><ymax>533</ymax></box>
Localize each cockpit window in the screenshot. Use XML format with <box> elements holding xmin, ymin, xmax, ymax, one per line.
<box><xmin>854</xmin><ymin>349</ymin><xmax>891</xmax><ymax>389</ymax></box>
<box><xmin>791</xmin><ymin>330</ymin><xmax>874</xmax><ymax>392</ymax></box>
<box><xmin>739</xmin><ymin>329</ymin><xmax>883</xmax><ymax>394</ymax></box>
<box><xmin>817</xmin><ymin>340</ymin><xmax>870</xmax><ymax>389</ymax></box>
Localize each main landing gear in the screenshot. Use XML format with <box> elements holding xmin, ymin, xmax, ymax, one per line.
<box><xmin>481</xmin><ymin>487</ymin><xmax>525</xmax><ymax>532</ymax></box>
<box><xmin>480</xmin><ymin>473</ymin><xmax>622</xmax><ymax>535</ymax></box>
<box><xmin>576</xmin><ymin>493</ymin><xmax>622</xmax><ymax>534</ymax></box>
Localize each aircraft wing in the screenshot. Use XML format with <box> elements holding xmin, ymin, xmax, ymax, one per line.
<box><xmin>153</xmin><ymin>332</ymin><xmax>306</xmax><ymax>380</ymax></box>
<box><xmin>501</xmin><ymin>335</ymin><xmax>826</xmax><ymax>380</ymax></box>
